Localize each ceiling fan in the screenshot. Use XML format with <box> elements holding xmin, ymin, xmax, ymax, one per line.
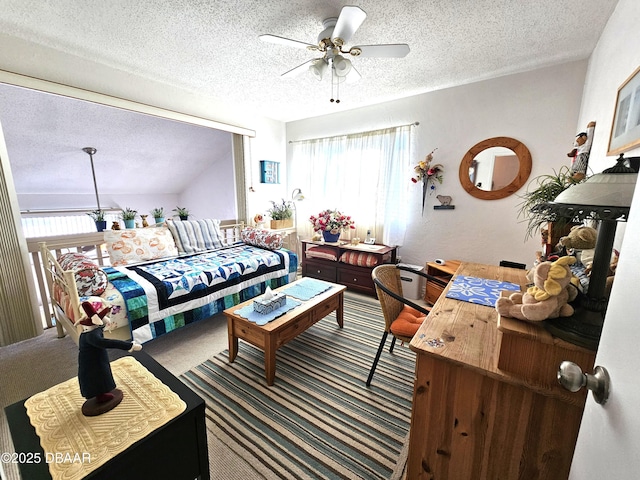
<box><xmin>260</xmin><ymin>5</ymin><xmax>410</xmax><ymax>102</ymax></box>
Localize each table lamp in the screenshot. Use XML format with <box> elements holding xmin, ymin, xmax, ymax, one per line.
<box><xmin>533</xmin><ymin>154</ymin><xmax>637</xmax><ymax>350</ymax></box>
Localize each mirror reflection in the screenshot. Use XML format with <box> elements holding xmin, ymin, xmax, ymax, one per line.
<box><xmin>469</xmin><ymin>147</ymin><xmax>519</xmax><ymax>191</ymax></box>
<box><xmin>459</xmin><ymin>137</ymin><xmax>532</xmax><ymax>200</ymax></box>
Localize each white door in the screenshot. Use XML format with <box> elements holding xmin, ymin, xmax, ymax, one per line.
<box><xmin>569</xmin><ymin>179</ymin><xmax>640</xmax><ymax>478</ymax></box>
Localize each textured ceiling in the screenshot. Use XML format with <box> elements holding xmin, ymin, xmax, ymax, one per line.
<box><xmin>0</xmin><ymin>0</ymin><xmax>618</xmax><ymax>122</ymax></box>
<box><xmin>0</xmin><ymin>1</ymin><xmax>619</xmax><ymax>199</ymax></box>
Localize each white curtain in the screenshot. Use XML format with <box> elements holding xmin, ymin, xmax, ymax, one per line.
<box><xmin>290</xmin><ymin>125</ymin><xmax>412</xmax><ymax>246</ymax></box>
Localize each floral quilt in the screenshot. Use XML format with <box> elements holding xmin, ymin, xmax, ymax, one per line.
<box><xmin>106</xmin><ymin>244</ymin><xmax>297</xmax><ymax>343</ymax></box>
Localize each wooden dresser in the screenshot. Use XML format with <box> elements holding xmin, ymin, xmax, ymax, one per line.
<box><xmin>407</xmin><ymin>262</ymin><xmax>596</xmax><ymax>479</ymax></box>
<box><xmin>301</xmin><ymin>240</ymin><xmax>397</xmax><ymax>296</ymax></box>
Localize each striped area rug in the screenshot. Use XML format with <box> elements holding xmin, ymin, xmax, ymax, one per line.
<box><xmin>180</xmin><ymin>291</ymin><xmax>415</xmax><ymax>479</ymax></box>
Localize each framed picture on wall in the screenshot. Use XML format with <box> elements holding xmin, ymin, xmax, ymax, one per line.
<box><xmin>260</xmin><ymin>160</ymin><xmax>280</xmax><ymax>184</ymax></box>
<box><xmin>608</xmin><ymin>65</ymin><xmax>640</xmax><ymax>156</ymax></box>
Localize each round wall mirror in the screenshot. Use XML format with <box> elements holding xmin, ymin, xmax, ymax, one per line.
<box><xmin>458</xmin><ymin>137</ymin><xmax>532</xmax><ymax>200</ymax></box>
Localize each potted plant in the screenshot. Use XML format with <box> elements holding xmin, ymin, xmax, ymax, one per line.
<box><xmin>267</xmin><ymin>199</ymin><xmax>293</xmax><ymax>229</ymax></box>
<box><xmin>151</xmin><ymin>207</ymin><xmax>165</xmax><ymax>224</ymax></box>
<box><xmin>309</xmin><ymin>209</ymin><xmax>355</xmax><ymax>243</ymax></box>
<box><xmin>173</xmin><ymin>206</ymin><xmax>190</xmax><ymax>220</ymax></box>
<box><xmin>516</xmin><ymin>166</ymin><xmax>585</xmax><ymax>249</ymax></box>
<box><xmin>87</xmin><ymin>209</ymin><xmax>107</xmax><ymax>232</ymax></box>
<box><xmin>121</xmin><ymin>207</ymin><xmax>138</xmax><ymax>229</ymax></box>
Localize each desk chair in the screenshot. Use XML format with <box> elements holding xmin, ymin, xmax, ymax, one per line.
<box><xmin>367</xmin><ymin>265</ymin><xmax>446</xmax><ymax>387</ymax></box>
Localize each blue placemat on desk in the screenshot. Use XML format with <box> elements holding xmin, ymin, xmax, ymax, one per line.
<box><xmin>445</xmin><ymin>275</ymin><xmax>520</xmax><ymax>307</ymax></box>
<box><xmin>281</xmin><ymin>278</ymin><xmax>333</xmax><ymax>301</ymax></box>
<box><xmin>233</xmin><ymin>298</ymin><xmax>302</xmax><ymax>326</ymax></box>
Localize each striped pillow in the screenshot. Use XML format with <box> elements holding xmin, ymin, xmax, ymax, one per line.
<box><xmin>339</xmin><ymin>251</ymin><xmax>380</xmax><ymax>268</ymax></box>
<box><xmin>167</xmin><ymin>219</ymin><xmax>225</xmax><ymax>254</ymax></box>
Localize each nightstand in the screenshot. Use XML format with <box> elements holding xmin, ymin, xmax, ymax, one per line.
<box><xmin>424</xmin><ymin>260</ymin><xmax>461</xmax><ymax>304</ymax></box>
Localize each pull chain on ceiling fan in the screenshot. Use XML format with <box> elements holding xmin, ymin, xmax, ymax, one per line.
<box><xmin>260</xmin><ymin>5</ymin><xmax>410</xmax><ymax>103</ymax></box>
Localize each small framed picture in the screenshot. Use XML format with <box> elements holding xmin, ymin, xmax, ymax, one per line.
<box><xmin>608</xmin><ymin>65</ymin><xmax>640</xmax><ymax>156</ymax></box>
<box><xmin>260</xmin><ymin>160</ymin><xmax>280</xmax><ymax>184</ymax></box>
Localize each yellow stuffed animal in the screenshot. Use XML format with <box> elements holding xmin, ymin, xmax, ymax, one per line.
<box><xmin>495</xmin><ymin>256</ymin><xmax>578</xmax><ymax>322</ymax></box>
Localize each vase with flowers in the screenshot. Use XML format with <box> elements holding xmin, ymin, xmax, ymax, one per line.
<box><xmin>411</xmin><ymin>148</ymin><xmax>444</xmax><ymax>215</ymax></box>
<box><xmin>309</xmin><ymin>209</ymin><xmax>355</xmax><ymax>243</ymax></box>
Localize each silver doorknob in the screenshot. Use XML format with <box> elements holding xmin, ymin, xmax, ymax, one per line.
<box><xmin>557</xmin><ymin>361</ymin><xmax>610</xmax><ymax>405</ymax></box>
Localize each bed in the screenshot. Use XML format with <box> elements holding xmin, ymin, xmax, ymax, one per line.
<box><xmin>40</xmin><ymin>221</ymin><xmax>298</xmax><ymax>344</ymax></box>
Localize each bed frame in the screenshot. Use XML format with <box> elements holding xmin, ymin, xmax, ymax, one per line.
<box><xmin>39</xmin><ymin>222</ymin><xmax>245</xmax><ymax>345</ymax></box>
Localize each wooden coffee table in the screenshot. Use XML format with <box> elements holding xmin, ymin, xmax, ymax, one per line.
<box><xmin>224</xmin><ymin>279</ymin><xmax>346</xmax><ymax>386</ymax></box>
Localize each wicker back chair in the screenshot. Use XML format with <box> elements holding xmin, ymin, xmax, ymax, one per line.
<box><xmin>367</xmin><ymin>264</ymin><xmax>442</xmax><ymax>386</ymax></box>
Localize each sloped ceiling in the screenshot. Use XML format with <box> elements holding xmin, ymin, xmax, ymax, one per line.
<box><xmin>0</xmin><ymin>0</ymin><xmax>619</xmax><ymax>198</ymax></box>
<box><xmin>0</xmin><ymin>84</ymin><xmax>232</xmax><ymax>198</ymax></box>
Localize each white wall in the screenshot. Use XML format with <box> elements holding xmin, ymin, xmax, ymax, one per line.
<box><xmin>244</xmin><ymin>120</ymin><xmax>291</xmax><ymax>223</ymax></box>
<box><xmin>286</xmin><ymin>61</ymin><xmax>589</xmax><ymax>268</ymax></box>
<box><xmin>568</xmin><ymin>0</ymin><xmax>640</xmax><ymax>477</ymax></box>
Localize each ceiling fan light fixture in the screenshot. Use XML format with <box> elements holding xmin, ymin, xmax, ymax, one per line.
<box><xmin>333</xmin><ymin>55</ymin><xmax>352</xmax><ymax>77</ymax></box>
<box><xmin>309</xmin><ymin>59</ymin><xmax>327</xmax><ymax>80</ymax></box>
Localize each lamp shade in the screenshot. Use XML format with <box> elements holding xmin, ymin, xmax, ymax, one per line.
<box><xmin>553</xmin><ymin>170</ymin><xmax>637</xmax><ymax>209</ymax></box>
<box><xmin>332</xmin><ymin>55</ymin><xmax>352</xmax><ymax>77</ymax></box>
<box><xmin>309</xmin><ymin>59</ymin><xmax>327</xmax><ymax>80</ymax></box>
<box><xmin>291</xmin><ymin>188</ymin><xmax>304</xmax><ymax>202</ymax></box>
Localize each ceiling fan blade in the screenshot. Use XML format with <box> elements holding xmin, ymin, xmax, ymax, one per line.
<box><xmin>259</xmin><ymin>34</ymin><xmax>315</xmax><ymax>50</ymax></box>
<box><xmin>281</xmin><ymin>59</ymin><xmax>315</xmax><ymax>78</ymax></box>
<box><xmin>346</xmin><ymin>66</ymin><xmax>361</xmax><ymax>84</ymax></box>
<box><xmin>353</xmin><ymin>44</ymin><xmax>410</xmax><ymax>58</ymax></box>
<box><xmin>332</xmin><ymin>6</ymin><xmax>366</xmax><ymax>45</ymax></box>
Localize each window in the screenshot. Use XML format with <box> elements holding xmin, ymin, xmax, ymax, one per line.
<box><xmin>21</xmin><ymin>211</ymin><xmax>121</xmax><ymax>237</ymax></box>
<box><xmin>290</xmin><ymin>125</ymin><xmax>412</xmax><ymax>245</ymax></box>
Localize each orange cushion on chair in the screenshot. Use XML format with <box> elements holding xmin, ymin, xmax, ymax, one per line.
<box><xmin>390</xmin><ymin>305</ymin><xmax>427</xmax><ymax>338</ymax></box>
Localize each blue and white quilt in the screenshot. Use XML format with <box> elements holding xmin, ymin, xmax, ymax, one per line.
<box><xmin>107</xmin><ymin>244</ymin><xmax>297</xmax><ymax>343</ymax></box>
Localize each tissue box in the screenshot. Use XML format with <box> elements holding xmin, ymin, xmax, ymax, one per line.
<box><xmin>253</xmin><ymin>292</ymin><xmax>287</xmax><ymax>314</ymax></box>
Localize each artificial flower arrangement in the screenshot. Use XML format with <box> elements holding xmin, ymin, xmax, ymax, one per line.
<box><xmin>411</xmin><ymin>148</ymin><xmax>444</xmax><ymax>214</ymax></box>
<box><xmin>267</xmin><ymin>199</ymin><xmax>293</xmax><ymax>220</ymax></box>
<box><xmin>309</xmin><ymin>209</ymin><xmax>356</xmax><ymax>234</ymax></box>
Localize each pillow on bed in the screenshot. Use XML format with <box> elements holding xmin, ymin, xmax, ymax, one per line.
<box><xmin>104</xmin><ymin>226</ymin><xmax>179</xmax><ymax>266</ymax></box>
<box><xmin>306</xmin><ymin>245</ymin><xmax>338</xmax><ymax>261</ymax></box>
<box><xmin>339</xmin><ymin>251</ymin><xmax>380</xmax><ymax>268</ymax></box>
<box><xmin>166</xmin><ymin>219</ymin><xmax>226</xmax><ymax>254</ymax></box>
<box><xmin>241</xmin><ymin>227</ymin><xmax>283</xmax><ymax>250</ymax></box>
<box><xmin>57</xmin><ymin>252</ymin><xmax>108</xmax><ymax>296</ymax></box>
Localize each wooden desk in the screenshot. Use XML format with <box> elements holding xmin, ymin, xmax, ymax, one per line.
<box><xmin>5</xmin><ymin>351</ymin><xmax>209</xmax><ymax>480</ymax></box>
<box><xmin>407</xmin><ymin>262</ymin><xmax>595</xmax><ymax>479</ymax></box>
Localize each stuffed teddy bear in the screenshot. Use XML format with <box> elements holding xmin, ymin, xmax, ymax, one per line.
<box><xmin>558</xmin><ymin>225</ymin><xmax>597</xmax><ymax>251</ymax></box>
<box><xmin>558</xmin><ymin>225</ymin><xmax>597</xmax><ymax>267</ymax></box>
<box><xmin>495</xmin><ymin>256</ymin><xmax>578</xmax><ymax>322</ymax></box>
